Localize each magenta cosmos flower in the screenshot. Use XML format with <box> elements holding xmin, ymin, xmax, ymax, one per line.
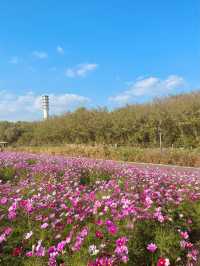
<box><xmin>157</xmin><ymin>258</ymin><xmax>170</xmax><ymax>266</ymax></box>
<box><xmin>147</xmin><ymin>243</ymin><xmax>157</xmax><ymax>253</ymax></box>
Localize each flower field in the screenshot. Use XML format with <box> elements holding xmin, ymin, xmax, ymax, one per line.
<box><xmin>0</xmin><ymin>152</ymin><xmax>200</xmax><ymax>266</ymax></box>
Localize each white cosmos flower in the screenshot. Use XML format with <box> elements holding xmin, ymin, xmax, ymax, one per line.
<box><xmin>88</xmin><ymin>245</ymin><xmax>99</xmax><ymax>256</ymax></box>
<box><xmin>24</xmin><ymin>231</ymin><xmax>33</xmax><ymax>240</ymax></box>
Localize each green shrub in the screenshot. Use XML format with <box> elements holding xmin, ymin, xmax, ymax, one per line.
<box><xmin>26</xmin><ymin>159</ymin><xmax>37</xmax><ymax>165</ymax></box>
<box><xmin>0</xmin><ymin>167</ymin><xmax>16</xmax><ymax>183</ymax></box>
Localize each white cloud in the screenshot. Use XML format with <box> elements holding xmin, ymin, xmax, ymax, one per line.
<box><xmin>0</xmin><ymin>91</ymin><xmax>90</xmax><ymax>121</ymax></box>
<box><xmin>32</xmin><ymin>51</ymin><xmax>48</xmax><ymax>59</ymax></box>
<box><xmin>109</xmin><ymin>75</ymin><xmax>185</xmax><ymax>105</ymax></box>
<box><xmin>65</xmin><ymin>63</ymin><xmax>98</xmax><ymax>78</ymax></box>
<box><xmin>9</xmin><ymin>56</ymin><xmax>20</xmax><ymax>64</ymax></box>
<box><xmin>50</xmin><ymin>93</ymin><xmax>90</xmax><ymax>113</ymax></box>
<box><xmin>65</xmin><ymin>68</ymin><xmax>76</xmax><ymax>78</ymax></box>
<box><xmin>57</xmin><ymin>45</ymin><xmax>64</xmax><ymax>54</ymax></box>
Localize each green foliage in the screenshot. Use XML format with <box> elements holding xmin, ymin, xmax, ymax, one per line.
<box><xmin>1</xmin><ymin>92</ymin><xmax>200</xmax><ymax>148</ymax></box>
<box><xmin>127</xmin><ymin>201</ymin><xmax>200</xmax><ymax>265</ymax></box>
<box><xmin>128</xmin><ymin>220</ymin><xmax>155</xmax><ymax>265</ymax></box>
<box><xmin>79</xmin><ymin>169</ymin><xmax>112</xmax><ymax>186</ymax></box>
<box><xmin>127</xmin><ymin>220</ymin><xmax>185</xmax><ymax>265</ymax></box>
<box><xmin>26</xmin><ymin>159</ymin><xmax>37</xmax><ymax>165</ymax></box>
<box><xmin>0</xmin><ymin>167</ymin><xmax>16</xmax><ymax>183</ymax></box>
<box><xmin>0</xmin><ymin>213</ymin><xmax>30</xmax><ymax>266</ymax></box>
<box><xmin>154</xmin><ymin>226</ymin><xmax>181</xmax><ymax>261</ymax></box>
<box><xmin>23</xmin><ymin>258</ymin><xmax>46</xmax><ymax>266</ymax></box>
<box><xmin>79</xmin><ymin>174</ymin><xmax>91</xmax><ymax>186</ymax></box>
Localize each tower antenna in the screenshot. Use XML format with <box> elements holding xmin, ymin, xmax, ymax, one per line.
<box><xmin>42</xmin><ymin>95</ymin><xmax>49</xmax><ymax>120</ymax></box>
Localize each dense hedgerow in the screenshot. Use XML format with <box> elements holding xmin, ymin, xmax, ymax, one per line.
<box><xmin>0</xmin><ymin>152</ymin><xmax>200</xmax><ymax>266</ymax></box>
<box><xmin>2</xmin><ymin>92</ymin><xmax>200</xmax><ymax>148</ymax></box>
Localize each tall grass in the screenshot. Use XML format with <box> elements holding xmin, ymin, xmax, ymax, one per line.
<box><xmin>9</xmin><ymin>144</ymin><xmax>200</xmax><ymax>167</ymax></box>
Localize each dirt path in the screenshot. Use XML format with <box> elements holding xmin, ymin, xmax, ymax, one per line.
<box><xmin>87</xmin><ymin>157</ymin><xmax>200</xmax><ymax>174</ymax></box>
<box><xmin>126</xmin><ymin>161</ymin><xmax>200</xmax><ymax>173</ymax></box>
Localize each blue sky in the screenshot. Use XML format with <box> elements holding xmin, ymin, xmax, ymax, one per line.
<box><xmin>0</xmin><ymin>0</ymin><xmax>199</xmax><ymax>120</ymax></box>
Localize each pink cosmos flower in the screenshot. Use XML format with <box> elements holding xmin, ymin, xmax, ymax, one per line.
<box><xmin>115</xmin><ymin>236</ymin><xmax>129</xmax><ymax>263</ymax></box>
<box><xmin>12</xmin><ymin>247</ymin><xmax>22</xmax><ymax>256</ymax></box>
<box><xmin>157</xmin><ymin>258</ymin><xmax>170</xmax><ymax>266</ymax></box>
<box><xmin>26</xmin><ymin>251</ymin><xmax>33</xmax><ymax>257</ymax></box>
<box><xmin>187</xmin><ymin>248</ymin><xmax>199</xmax><ymax>262</ymax></box>
<box><xmin>41</xmin><ymin>222</ymin><xmax>49</xmax><ymax>229</ymax></box>
<box><xmin>147</xmin><ymin>243</ymin><xmax>157</xmax><ymax>253</ymax></box>
<box><xmin>57</xmin><ymin>240</ymin><xmax>66</xmax><ymax>252</ymax></box>
<box><xmin>145</xmin><ymin>196</ymin><xmax>153</xmax><ymax>208</ymax></box>
<box><xmin>116</xmin><ymin>237</ymin><xmax>128</xmax><ymax>246</ymax></box>
<box><xmin>180</xmin><ymin>240</ymin><xmax>187</xmax><ymax>249</ymax></box>
<box><xmin>180</xmin><ymin>231</ymin><xmax>189</xmax><ymax>240</ymax></box>
<box><xmin>65</xmin><ymin>230</ymin><xmax>73</xmax><ymax>244</ymax></box>
<box><xmin>106</xmin><ymin>220</ymin><xmax>117</xmax><ymax>235</ymax></box>
<box><xmin>48</xmin><ymin>246</ymin><xmax>57</xmax><ymax>255</ymax></box>
<box><xmin>4</xmin><ymin>227</ymin><xmax>12</xmax><ymax>236</ymax></box>
<box><xmin>35</xmin><ymin>240</ymin><xmax>46</xmax><ymax>257</ymax></box>
<box><xmin>0</xmin><ymin>197</ymin><xmax>8</xmax><ymax>205</ymax></box>
<box><xmin>95</xmin><ymin>230</ymin><xmax>104</xmax><ymax>239</ymax></box>
<box><xmin>108</xmin><ymin>224</ymin><xmax>117</xmax><ymax>235</ymax></box>
<box><xmin>9</xmin><ymin>202</ymin><xmax>17</xmax><ymax>212</ymax></box>
<box><xmin>36</xmin><ymin>246</ymin><xmax>45</xmax><ymax>257</ymax></box>
<box><xmin>66</xmin><ymin>217</ymin><xmax>73</xmax><ymax>224</ymax></box>
<box><xmin>71</xmin><ymin>227</ymin><xmax>88</xmax><ymax>252</ymax></box>
<box><xmin>80</xmin><ymin>227</ymin><xmax>88</xmax><ymax>238</ymax></box>
<box><xmin>25</xmin><ymin>200</ymin><xmax>33</xmax><ymax>213</ymax></box>
<box><xmin>121</xmin><ymin>255</ymin><xmax>129</xmax><ymax>263</ymax></box>
<box><xmin>115</xmin><ymin>245</ymin><xmax>128</xmax><ymax>256</ymax></box>
<box><xmin>8</xmin><ymin>211</ymin><xmax>16</xmax><ymax>220</ymax></box>
<box><xmin>88</xmin><ymin>257</ymin><xmax>114</xmax><ymax>266</ymax></box>
<box><xmin>0</xmin><ymin>233</ymin><xmax>6</xmax><ymax>243</ymax></box>
<box><xmin>186</xmin><ymin>242</ymin><xmax>193</xmax><ymax>249</ymax></box>
<box><xmin>165</xmin><ymin>258</ymin><xmax>170</xmax><ymax>266</ymax></box>
<box><xmin>96</xmin><ymin>219</ymin><xmax>103</xmax><ymax>226</ymax></box>
<box><xmin>154</xmin><ymin>207</ymin><xmax>165</xmax><ymax>223</ymax></box>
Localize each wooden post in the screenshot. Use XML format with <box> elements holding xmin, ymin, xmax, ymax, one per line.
<box><xmin>158</xmin><ymin>122</ymin><xmax>162</xmax><ymax>153</ymax></box>
<box><xmin>159</xmin><ymin>131</ymin><xmax>162</xmax><ymax>153</ymax></box>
